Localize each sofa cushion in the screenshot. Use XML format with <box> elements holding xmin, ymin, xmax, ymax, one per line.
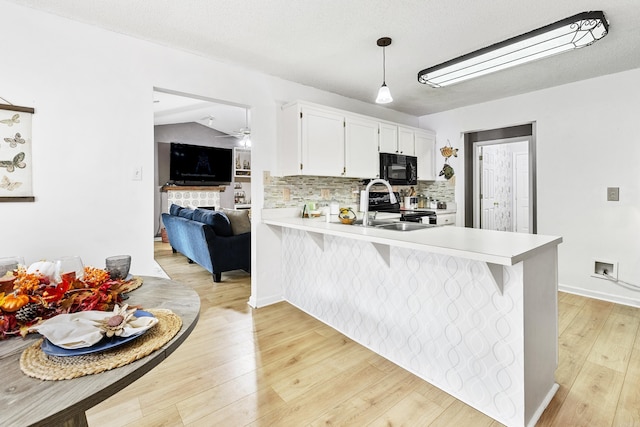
<box><xmin>221</xmin><ymin>208</ymin><xmax>251</xmax><ymax>235</ymax></box>
<box><xmin>169</xmin><ymin>204</ymin><xmax>183</xmax><ymax>216</ymax></box>
<box><xmin>193</xmin><ymin>208</ymin><xmax>232</xmax><ymax>236</ymax></box>
<box><xmin>177</xmin><ymin>208</ymin><xmax>195</xmax><ymax>220</ymax></box>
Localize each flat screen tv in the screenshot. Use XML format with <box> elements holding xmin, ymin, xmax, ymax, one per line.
<box><xmin>169</xmin><ymin>142</ymin><xmax>233</xmax><ymax>185</ymax></box>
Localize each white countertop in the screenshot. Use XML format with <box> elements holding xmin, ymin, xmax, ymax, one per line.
<box><xmin>399</xmin><ymin>208</ymin><xmax>457</xmax><ymax>215</ymax></box>
<box><xmin>263</xmin><ymin>214</ymin><xmax>562</xmax><ymax>266</ymax></box>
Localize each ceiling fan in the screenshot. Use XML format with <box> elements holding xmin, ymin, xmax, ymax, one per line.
<box><xmin>200</xmin><ymin>115</ymin><xmax>216</xmax><ymax>126</ymax></box>
<box><xmin>215</xmin><ymin>109</ymin><xmax>251</xmax><ymax>147</ymax></box>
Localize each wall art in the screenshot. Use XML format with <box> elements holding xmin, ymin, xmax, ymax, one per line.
<box><xmin>439</xmin><ymin>139</ymin><xmax>458</xmax><ymax>181</ymax></box>
<box><xmin>0</xmin><ymin>104</ymin><xmax>34</xmax><ymax>202</ymax></box>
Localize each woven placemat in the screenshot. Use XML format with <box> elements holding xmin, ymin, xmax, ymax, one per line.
<box><xmin>19</xmin><ymin>309</ymin><xmax>182</xmax><ymax>381</ymax></box>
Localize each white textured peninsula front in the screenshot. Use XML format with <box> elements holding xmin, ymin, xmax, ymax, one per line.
<box><xmin>263</xmin><ymin>213</ymin><xmax>562</xmax><ymax>427</ymax></box>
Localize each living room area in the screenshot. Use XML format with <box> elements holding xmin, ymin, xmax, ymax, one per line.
<box><xmin>153</xmin><ymin>90</ymin><xmax>252</xmax><ymax>283</ymax></box>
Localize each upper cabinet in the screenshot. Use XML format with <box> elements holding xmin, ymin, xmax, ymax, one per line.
<box><xmin>379</xmin><ymin>124</ymin><xmax>415</xmax><ymax>155</ymax></box>
<box><xmin>378</xmin><ymin>123</ymin><xmax>398</xmax><ymax>154</ymax></box>
<box><xmin>300</xmin><ymin>106</ymin><xmax>345</xmax><ymax>176</ymax></box>
<box><xmin>280</xmin><ymin>103</ymin><xmax>343</xmax><ymax>176</ymax></box>
<box><xmin>280</xmin><ymin>101</ymin><xmax>436</xmax><ymax>180</ymax></box>
<box><xmin>398</xmin><ymin>126</ymin><xmax>416</xmax><ymax>156</ymax></box>
<box><xmin>344</xmin><ymin>116</ymin><xmax>379</xmax><ymax>178</ymax></box>
<box><xmin>414</xmin><ymin>129</ymin><xmax>436</xmax><ymax>180</ymax></box>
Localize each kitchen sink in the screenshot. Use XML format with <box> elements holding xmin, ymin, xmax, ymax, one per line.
<box><xmin>353</xmin><ymin>219</ymin><xmax>396</xmax><ymax>227</ymax></box>
<box><xmin>374</xmin><ymin>222</ymin><xmax>437</xmax><ymax>231</ymax></box>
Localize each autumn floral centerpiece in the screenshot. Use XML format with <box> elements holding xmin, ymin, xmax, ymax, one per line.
<box><xmin>0</xmin><ymin>261</ymin><xmax>140</xmax><ymax>339</ymax></box>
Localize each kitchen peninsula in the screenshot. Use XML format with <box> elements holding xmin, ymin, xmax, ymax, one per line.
<box><xmin>263</xmin><ymin>211</ymin><xmax>562</xmax><ymax>427</ymax></box>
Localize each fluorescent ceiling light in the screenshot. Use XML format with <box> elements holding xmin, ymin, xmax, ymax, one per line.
<box><xmin>418</xmin><ymin>11</ymin><xmax>609</xmax><ymax>88</ymax></box>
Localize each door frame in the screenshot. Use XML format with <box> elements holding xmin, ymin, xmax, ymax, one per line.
<box><xmin>464</xmin><ymin>123</ymin><xmax>537</xmax><ymax>233</ymax></box>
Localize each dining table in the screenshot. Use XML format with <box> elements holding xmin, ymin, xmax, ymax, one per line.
<box><xmin>0</xmin><ymin>276</ymin><xmax>200</xmax><ymax>427</ymax></box>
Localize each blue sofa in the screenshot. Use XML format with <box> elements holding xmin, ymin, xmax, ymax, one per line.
<box><xmin>161</xmin><ymin>204</ymin><xmax>251</xmax><ymax>282</ymax></box>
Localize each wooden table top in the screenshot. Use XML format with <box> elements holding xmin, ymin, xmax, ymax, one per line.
<box><xmin>0</xmin><ymin>276</ymin><xmax>200</xmax><ymax>427</ymax></box>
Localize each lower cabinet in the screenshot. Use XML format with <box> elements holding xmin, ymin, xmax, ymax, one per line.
<box><xmin>436</xmin><ymin>213</ymin><xmax>456</xmax><ymax>226</ymax></box>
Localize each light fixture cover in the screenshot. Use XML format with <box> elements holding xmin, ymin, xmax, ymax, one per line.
<box><xmin>418</xmin><ymin>11</ymin><xmax>609</xmax><ymax>88</ymax></box>
<box><xmin>376</xmin><ymin>83</ymin><xmax>393</xmax><ymax>104</ymax></box>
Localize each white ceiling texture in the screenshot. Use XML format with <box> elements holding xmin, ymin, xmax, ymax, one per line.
<box><xmin>9</xmin><ymin>0</ymin><xmax>640</xmax><ymax>127</ymax></box>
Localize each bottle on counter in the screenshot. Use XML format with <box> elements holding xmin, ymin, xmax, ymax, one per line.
<box><xmin>417</xmin><ymin>194</ymin><xmax>426</xmax><ymax>209</ymax></box>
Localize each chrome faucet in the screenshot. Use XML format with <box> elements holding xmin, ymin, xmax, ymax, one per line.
<box><xmin>361</xmin><ymin>178</ymin><xmax>397</xmax><ymax>227</ymax></box>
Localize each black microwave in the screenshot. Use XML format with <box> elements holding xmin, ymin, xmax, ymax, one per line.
<box><xmin>380</xmin><ymin>153</ymin><xmax>418</xmax><ymax>185</ymax></box>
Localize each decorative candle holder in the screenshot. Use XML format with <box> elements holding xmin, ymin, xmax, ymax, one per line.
<box><xmin>0</xmin><ymin>256</ymin><xmax>24</xmax><ymax>293</ymax></box>
<box><xmin>55</xmin><ymin>256</ymin><xmax>85</xmax><ymax>282</ymax></box>
<box><xmin>105</xmin><ymin>255</ymin><xmax>131</xmax><ymax>280</ymax></box>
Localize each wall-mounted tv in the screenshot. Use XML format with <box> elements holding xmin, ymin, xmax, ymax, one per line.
<box><xmin>169</xmin><ymin>142</ymin><xmax>233</xmax><ymax>185</ymax></box>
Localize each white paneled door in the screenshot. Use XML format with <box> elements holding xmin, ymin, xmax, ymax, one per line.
<box><xmin>475</xmin><ymin>139</ymin><xmax>530</xmax><ymax>232</ymax></box>
<box><xmin>515</xmin><ymin>151</ymin><xmax>530</xmax><ymax>233</ymax></box>
<box><xmin>480</xmin><ymin>146</ymin><xmax>498</xmax><ymax>230</ymax></box>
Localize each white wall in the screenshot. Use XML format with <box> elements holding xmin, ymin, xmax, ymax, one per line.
<box><xmin>0</xmin><ymin>1</ymin><xmax>417</xmax><ymax>306</ymax></box>
<box><xmin>420</xmin><ymin>68</ymin><xmax>640</xmax><ymax>306</ymax></box>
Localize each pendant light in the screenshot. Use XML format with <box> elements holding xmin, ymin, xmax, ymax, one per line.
<box><xmin>375</xmin><ymin>37</ymin><xmax>393</xmax><ymax>104</ymax></box>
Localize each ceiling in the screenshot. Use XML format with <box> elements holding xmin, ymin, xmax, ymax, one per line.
<box><xmin>153</xmin><ymin>89</ymin><xmax>249</xmax><ymax>136</ymax></box>
<box><xmin>9</xmin><ymin>0</ymin><xmax>640</xmax><ymax>117</ymax></box>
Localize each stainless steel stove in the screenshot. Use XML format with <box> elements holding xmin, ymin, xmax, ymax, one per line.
<box><xmin>366</xmin><ymin>191</ymin><xmax>436</xmax><ymax>224</ymax></box>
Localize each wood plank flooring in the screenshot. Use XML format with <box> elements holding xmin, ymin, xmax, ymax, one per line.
<box><xmin>86</xmin><ymin>242</ymin><xmax>640</xmax><ymax>426</ymax></box>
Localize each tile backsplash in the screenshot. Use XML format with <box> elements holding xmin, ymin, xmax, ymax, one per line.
<box><xmin>264</xmin><ymin>175</ymin><xmax>455</xmax><ymax>209</ymax></box>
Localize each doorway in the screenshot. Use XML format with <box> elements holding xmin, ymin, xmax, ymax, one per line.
<box><xmin>153</xmin><ymin>88</ymin><xmax>253</xmax><ymax>238</ymax></box>
<box><xmin>464</xmin><ymin>123</ymin><xmax>536</xmax><ymax>233</ymax></box>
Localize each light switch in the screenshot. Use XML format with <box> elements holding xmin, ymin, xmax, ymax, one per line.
<box><xmin>607</xmin><ymin>187</ymin><xmax>619</xmax><ymax>201</ymax></box>
<box><xmin>132</xmin><ymin>166</ymin><xmax>142</xmax><ymax>181</ymax></box>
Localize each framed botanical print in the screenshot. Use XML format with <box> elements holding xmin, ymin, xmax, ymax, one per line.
<box><xmin>0</xmin><ymin>104</ymin><xmax>35</xmax><ymax>202</ymax></box>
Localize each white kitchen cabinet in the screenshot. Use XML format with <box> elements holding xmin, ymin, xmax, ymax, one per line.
<box><xmin>280</xmin><ymin>102</ymin><xmax>344</xmax><ymax>176</ymax></box>
<box><xmin>379</xmin><ymin>123</ymin><xmax>414</xmax><ymax>155</ymax></box>
<box><xmin>414</xmin><ymin>129</ymin><xmax>436</xmax><ymax>180</ymax></box>
<box><xmin>301</xmin><ymin>106</ymin><xmax>344</xmax><ymax>176</ymax></box>
<box><xmin>378</xmin><ymin>122</ymin><xmax>398</xmax><ymax>154</ymax></box>
<box><xmin>344</xmin><ymin>115</ymin><xmax>379</xmax><ymax>178</ymax></box>
<box><xmin>436</xmin><ymin>213</ymin><xmax>456</xmax><ymax>226</ymax></box>
<box><xmin>280</xmin><ymin>100</ymin><xmax>436</xmax><ymax>179</ymax></box>
<box><xmin>398</xmin><ymin>126</ymin><xmax>416</xmax><ymax>155</ymax></box>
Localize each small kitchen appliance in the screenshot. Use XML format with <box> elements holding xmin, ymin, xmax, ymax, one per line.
<box><xmin>379</xmin><ymin>153</ymin><xmax>418</xmax><ymax>185</ymax></box>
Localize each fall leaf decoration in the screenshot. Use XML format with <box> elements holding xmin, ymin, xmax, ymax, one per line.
<box><xmin>0</xmin><ymin>265</ymin><xmax>140</xmax><ymax>340</ymax></box>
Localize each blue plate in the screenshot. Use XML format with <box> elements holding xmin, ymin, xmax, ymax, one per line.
<box><xmin>41</xmin><ymin>310</ymin><xmax>154</xmax><ymax>357</ymax></box>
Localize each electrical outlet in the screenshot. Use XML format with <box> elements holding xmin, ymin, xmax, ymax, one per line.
<box><xmin>607</xmin><ymin>187</ymin><xmax>619</xmax><ymax>201</ymax></box>
<box><xmin>592</xmin><ymin>258</ymin><xmax>618</xmax><ymax>280</ymax></box>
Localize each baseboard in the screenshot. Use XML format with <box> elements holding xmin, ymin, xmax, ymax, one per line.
<box><xmin>559</xmin><ymin>283</ymin><xmax>640</xmax><ymax>308</ymax></box>
<box><xmin>248</xmin><ymin>293</ymin><xmax>284</xmax><ymax>308</ymax></box>
<box><xmin>527</xmin><ymin>383</ymin><xmax>559</xmax><ymax>427</ymax></box>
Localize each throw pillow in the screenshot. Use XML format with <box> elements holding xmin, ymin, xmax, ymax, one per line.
<box><xmin>177</xmin><ymin>208</ymin><xmax>194</xmax><ymax>220</ymax></box>
<box><xmin>169</xmin><ymin>204</ymin><xmax>183</xmax><ymax>216</ymax></box>
<box><xmin>221</xmin><ymin>208</ymin><xmax>251</xmax><ymax>235</ymax></box>
<box><xmin>193</xmin><ymin>208</ymin><xmax>232</xmax><ymax>237</ymax></box>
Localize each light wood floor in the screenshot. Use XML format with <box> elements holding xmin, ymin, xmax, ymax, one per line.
<box><xmin>87</xmin><ymin>242</ymin><xmax>640</xmax><ymax>426</ymax></box>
